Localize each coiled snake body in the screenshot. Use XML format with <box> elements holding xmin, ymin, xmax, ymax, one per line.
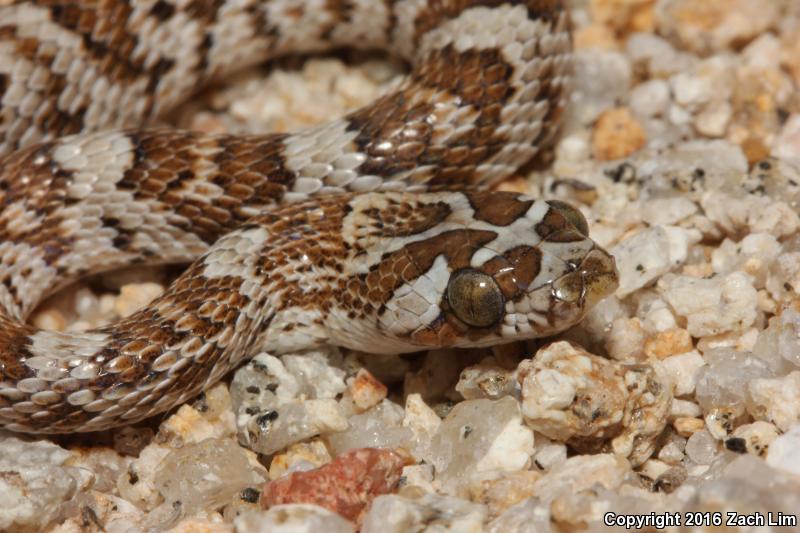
<box><xmin>0</xmin><ymin>0</ymin><xmax>618</xmax><ymax>433</ymax></box>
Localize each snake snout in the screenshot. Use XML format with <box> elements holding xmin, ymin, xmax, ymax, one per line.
<box><xmin>545</xmin><ymin>242</ymin><xmax>618</xmax><ymax>311</ymax></box>
<box><xmin>579</xmin><ymin>246</ymin><xmax>619</xmax><ymax>308</ymax></box>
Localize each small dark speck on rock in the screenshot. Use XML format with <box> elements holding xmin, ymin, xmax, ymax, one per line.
<box><xmin>240</xmin><ymin>487</ymin><xmax>261</xmax><ymax>503</ymax></box>
<box><xmin>653</xmin><ymin>467</ymin><xmax>686</xmax><ymax>494</ymax></box>
<box><xmin>256</xmin><ymin>410</ymin><xmax>279</xmax><ymax>430</ymax></box>
<box><xmin>81</xmin><ymin>506</ymin><xmax>102</xmax><ymax>529</ymax></box>
<box><xmin>193</xmin><ymin>392</ymin><xmax>208</xmax><ymax>412</ymax></box>
<box><xmin>606</xmin><ymin>162</ymin><xmax>636</xmax><ymax>183</ymax></box>
<box><xmin>725</xmin><ymin>437</ymin><xmax>748</xmax><ymax>454</ymax></box>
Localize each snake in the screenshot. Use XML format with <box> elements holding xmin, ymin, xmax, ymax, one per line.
<box><xmin>0</xmin><ymin>0</ymin><xmax>618</xmax><ymax>434</ymax></box>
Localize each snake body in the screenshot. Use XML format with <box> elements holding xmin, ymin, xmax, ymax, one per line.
<box><xmin>0</xmin><ymin>0</ymin><xmax>618</xmax><ymax>433</ymax></box>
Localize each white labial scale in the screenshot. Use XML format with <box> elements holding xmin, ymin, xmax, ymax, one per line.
<box><xmin>525</xmin><ymin>284</ymin><xmax>558</xmax><ymax>318</ymax></box>
<box><xmin>513</xmin><ymin>309</ymin><xmax>545</xmax><ymax>333</ymax></box>
<box><xmin>382</xmin><ymin>255</ymin><xmax>449</xmax><ymax>336</ymax></box>
<box><xmin>500</xmin><ymin>321</ymin><xmax>517</xmax><ymax>338</ymax></box>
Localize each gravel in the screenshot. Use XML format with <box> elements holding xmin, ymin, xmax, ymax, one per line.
<box><xmin>9</xmin><ymin>0</ymin><xmax>800</xmax><ymax>531</ymax></box>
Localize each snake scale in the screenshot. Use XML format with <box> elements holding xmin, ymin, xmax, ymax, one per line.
<box><xmin>0</xmin><ymin>0</ymin><xmax>618</xmax><ymax>433</ymax></box>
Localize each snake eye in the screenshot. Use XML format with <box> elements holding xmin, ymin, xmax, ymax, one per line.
<box><xmin>546</xmin><ymin>200</ymin><xmax>589</xmax><ymax>236</ymax></box>
<box><xmin>446</xmin><ymin>269</ymin><xmax>504</xmax><ymax>328</ymax></box>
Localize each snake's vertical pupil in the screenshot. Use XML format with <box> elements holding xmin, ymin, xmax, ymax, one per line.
<box><xmin>446</xmin><ymin>269</ymin><xmax>505</xmax><ymax>327</ymax></box>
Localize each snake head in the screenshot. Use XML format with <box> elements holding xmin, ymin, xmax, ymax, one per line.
<box><xmin>334</xmin><ymin>191</ymin><xmax>618</xmax><ymax>353</ymax></box>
